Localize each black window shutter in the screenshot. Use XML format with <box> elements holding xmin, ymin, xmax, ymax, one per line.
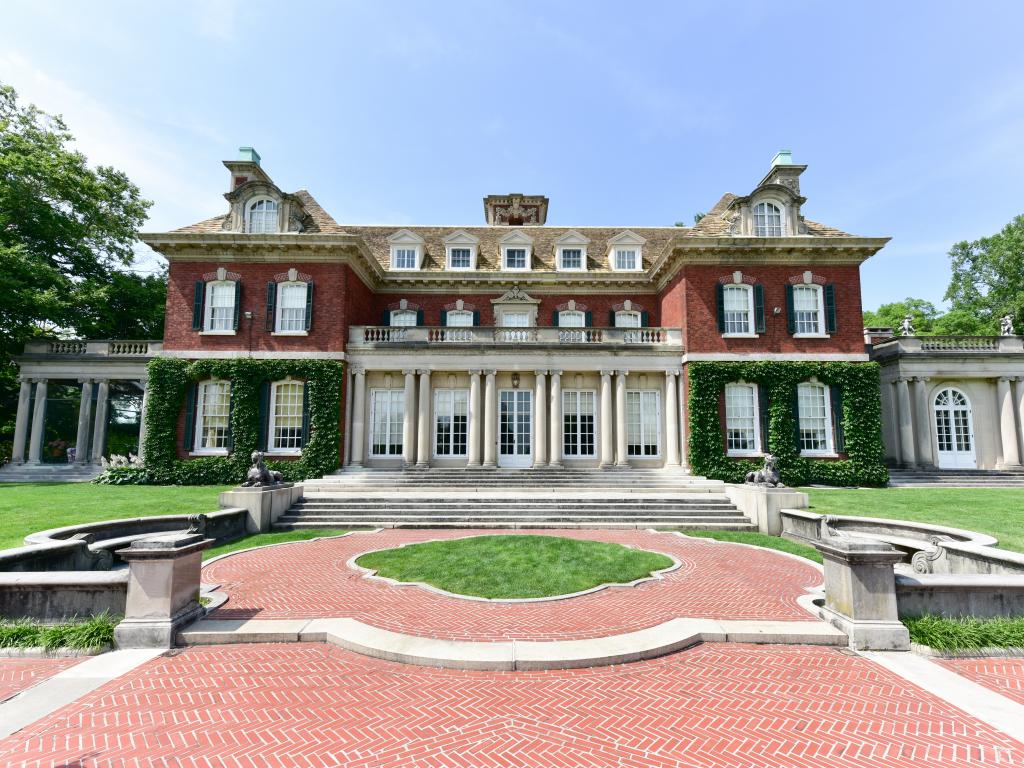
<box><xmin>824</xmin><ymin>284</ymin><xmax>837</xmax><ymax>334</ymax></box>
<box><xmin>759</xmin><ymin>389</ymin><xmax>770</xmax><ymax>452</ymax></box>
<box><xmin>304</xmin><ymin>281</ymin><xmax>314</xmax><ymax>331</ymax></box>
<box><xmin>715</xmin><ymin>283</ymin><xmax>725</xmax><ymax>333</ymax></box>
<box><xmin>785</xmin><ymin>285</ymin><xmax>796</xmax><ymax>334</ymax></box>
<box><xmin>753</xmin><ymin>284</ymin><xmax>766</xmax><ymax>334</ymax></box>
<box><xmin>183</xmin><ymin>383</ymin><xmax>198</xmax><ymax>451</ymax></box>
<box><xmin>585</xmin><ymin>311</ymin><xmax>593</xmax><ymax>327</ymax></box>
<box><xmin>440</xmin><ymin>310</ymin><xmax>448</xmax><ymax>327</ymax></box>
<box><xmin>232</xmin><ymin>281</ymin><xmax>242</xmax><ymax>330</ymax></box>
<box><xmin>257</xmin><ymin>381</ymin><xmax>271</xmax><ymax>451</ymax></box>
<box><xmin>640</xmin><ymin>310</ymin><xmax>650</xmax><ymax>327</ymax></box>
<box><xmin>552</xmin><ymin>311</ymin><xmax>559</xmax><ymax>327</ymax></box>
<box><xmin>609</xmin><ymin>310</ymin><xmax>617</xmax><ymax>327</ymax></box>
<box><xmin>192</xmin><ymin>282</ymin><xmax>205</xmax><ymax>330</ymax></box>
<box><xmin>416</xmin><ymin>309</ymin><xmax>425</xmax><ymax>326</ymax></box>
<box><xmin>381</xmin><ymin>311</ymin><xmax>391</xmax><ymax>326</ymax></box>
<box><xmin>831</xmin><ymin>385</ymin><xmax>845</xmax><ymax>452</ymax></box>
<box><xmin>791</xmin><ymin>387</ymin><xmax>801</xmax><ymax>449</ymax></box>
<box><xmin>225</xmin><ymin>386</ymin><xmax>235</xmax><ymax>452</ymax></box>
<box><xmin>472</xmin><ymin>310</ymin><xmax>481</xmax><ymax>326</ymax></box>
<box><xmin>301</xmin><ymin>381</ymin><xmax>311</xmax><ymax>448</ymax></box>
<box><xmin>265</xmin><ymin>282</ymin><xmax>277</xmax><ymax>331</ymax></box>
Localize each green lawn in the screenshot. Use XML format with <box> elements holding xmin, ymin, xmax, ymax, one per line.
<box><xmin>801</xmin><ymin>487</ymin><xmax>1024</xmax><ymax>554</ymax></box>
<box><xmin>355</xmin><ymin>534</ymin><xmax>674</xmax><ymax>599</ymax></box>
<box><xmin>0</xmin><ymin>483</ymin><xmax>230</xmax><ymax>550</ymax></box>
<box><xmin>203</xmin><ymin>529</ymin><xmax>350</xmax><ymax>560</ymax></box>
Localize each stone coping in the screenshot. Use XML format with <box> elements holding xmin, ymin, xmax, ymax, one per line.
<box><xmin>911</xmin><ymin>643</ymin><xmax>1024</xmax><ymax>659</ymax></box>
<box><xmin>345</xmin><ymin>534</ymin><xmax>683</xmax><ymax>603</ymax></box>
<box><xmin>782</xmin><ymin>508</ymin><xmax>998</xmax><ymax>546</ymax></box>
<box><xmin>177</xmin><ymin>616</ymin><xmax>846</xmax><ymax>671</ymax></box>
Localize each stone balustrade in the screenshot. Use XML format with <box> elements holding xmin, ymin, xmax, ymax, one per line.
<box><xmin>22</xmin><ymin>339</ymin><xmax>163</xmax><ymax>357</ymax></box>
<box><xmin>873</xmin><ymin>335</ymin><xmax>1023</xmax><ymax>354</ymax></box>
<box><xmin>351</xmin><ymin>326</ymin><xmax>683</xmax><ymax>348</ymax></box>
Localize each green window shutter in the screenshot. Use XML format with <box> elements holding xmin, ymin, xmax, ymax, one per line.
<box><xmin>759</xmin><ymin>390</ymin><xmax>770</xmax><ymax>452</ymax></box>
<box><xmin>585</xmin><ymin>311</ymin><xmax>593</xmax><ymax>327</ymax></box>
<box><xmin>440</xmin><ymin>310</ymin><xmax>448</xmax><ymax>326</ymax></box>
<box><xmin>183</xmin><ymin>383</ymin><xmax>198</xmax><ymax>451</ymax></box>
<box><xmin>824</xmin><ymin>284</ymin><xmax>837</xmax><ymax>334</ymax></box>
<box><xmin>785</xmin><ymin>285</ymin><xmax>796</xmax><ymax>334</ymax></box>
<box><xmin>640</xmin><ymin>310</ymin><xmax>649</xmax><ymax>327</ymax></box>
<box><xmin>416</xmin><ymin>309</ymin><xmax>425</xmax><ymax>326</ymax></box>
<box><xmin>381</xmin><ymin>311</ymin><xmax>391</xmax><ymax>326</ymax></box>
<box><xmin>608</xmin><ymin>310</ymin><xmax>617</xmax><ymax>327</ymax></box>
<box><xmin>715</xmin><ymin>283</ymin><xmax>725</xmax><ymax>333</ymax></box>
<box><xmin>265</xmin><ymin>282</ymin><xmax>277</xmax><ymax>331</ymax></box>
<box><xmin>791</xmin><ymin>387</ymin><xmax>801</xmax><ymax>450</ymax></box>
<box><xmin>472</xmin><ymin>310</ymin><xmax>481</xmax><ymax>326</ymax></box>
<box><xmin>304</xmin><ymin>281</ymin><xmax>314</xmax><ymax>331</ymax></box>
<box><xmin>192</xmin><ymin>282</ymin><xmax>205</xmax><ymax>330</ymax></box>
<box><xmin>301</xmin><ymin>381</ymin><xmax>311</xmax><ymax>448</ymax></box>
<box><xmin>232</xmin><ymin>281</ymin><xmax>242</xmax><ymax>330</ymax></box>
<box><xmin>552</xmin><ymin>311</ymin><xmax>559</xmax><ymax>327</ymax></box>
<box><xmin>753</xmin><ymin>284</ymin><xmax>766</xmax><ymax>334</ymax></box>
<box><xmin>831</xmin><ymin>385</ymin><xmax>845</xmax><ymax>453</ymax></box>
<box><xmin>225</xmin><ymin>387</ymin><xmax>235</xmax><ymax>452</ymax></box>
<box><xmin>257</xmin><ymin>381</ymin><xmax>271</xmax><ymax>451</ymax></box>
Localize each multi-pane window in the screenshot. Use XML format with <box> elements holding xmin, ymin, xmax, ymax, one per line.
<box><xmin>753</xmin><ymin>202</ymin><xmax>783</xmax><ymax>236</ymax></box>
<box><xmin>563</xmin><ymin>390</ymin><xmax>596</xmax><ymax>457</ymax></box>
<box><xmin>560</xmin><ymin>248</ymin><xmax>583</xmax><ymax>270</ymax></box>
<box><xmin>247</xmin><ymin>199</ymin><xmax>278</xmax><ymax>233</ymax></box>
<box><xmin>195</xmin><ymin>381</ymin><xmax>231</xmax><ymax>452</ymax></box>
<box><xmin>505</xmin><ymin>248</ymin><xmax>528</xmax><ymax>269</ymax></box>
<box><xmin>276</xmin><ymin>282</ymin><xmax>307</xmax><ymax>332</ymax></box>
<box><xmin>615</xmin><ymin>311</ymin><xmax>641</xmax><ymax>328</ymax></box>
<box><xmin>270</xmin><ymin>381</ymin><xmax>304</xmax><ymax>452</ymax></box>
<box><xmin>723</xmin><ymin>285</ymin><xmax>753</xmax><ymax>334</ymax></box>
<box><xmin>797</xmin><ymin>383</ymin><xmax>832</xmax><ymax>454</ymax></box>
<box><xmin>434</xmin><ymin>389</ymin><xmax>468</xmax><ymax>457</ymax></box>
<box><xmin>206</xmin><ymin>281</ymin><xmax>235</xmax><ymax>331</ymax></box>
<box><xmin>792</xmin><ymin>285</ymin><xmax>823</xmax><ymax>335</ymax></box>
<box><xmin>558</xmin><ymin>310</ymin><xmax>585</xmax><ymax>327</ymax></box>
<box><xmin>499</xmin><ymin>390</ymin><xmax>532</xmax><ymax>456</ymax></box>
<box><xmin>393</xmin><ymin>248</ymin><xmax>418</xmax><ymax>270</ymax></box>
<box><xmin>934</xmin><ymin>389</ymin><xmax>972</xmax><ymax>454</ymax></box>
<box><xmin>725</xmin><ymin>383</ymin><xmax>760</xmax><ymax>454</ymax></box>
<box><xmin>614</xmin><ymin>249</ymin><xmax>638</xmax><ymax>270</ymax></box>
<box><xmin>391</xmin><ymin>309</ymin><xmax>418</xmax><ymax>326</ymax></box>
<box><xmin>625</xmin><ymin>390</ymin><xmax>659</xmax><ymax>457</ymax></box>
<box><xmin>446</xmin><ymin>310</ymin><xmax>473</xmax><ymax>327</ymax></box>
<box><xmin>370</xmin><ymin>389</ymin><xmax>404</xmax><ymax>456</ymax></box>
<box><xmin>501</xmin><ymin>311</ymin><xmax>530</xmax><ymax>327</ymax></box>
<box><xmin>449</xmin><ymin>248</ymin><xmax>472</xmax><ymax>269</ymax></box>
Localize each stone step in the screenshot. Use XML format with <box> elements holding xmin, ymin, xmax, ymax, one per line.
<box><xmin>284</xmin><ymin>510</ymin><xmax>746</xmax><ymax>521</ymax></box>
<box><xmin>273</xmin><ymin>520</ymin><xmax>757</xmax><ymax>531</ymax></box>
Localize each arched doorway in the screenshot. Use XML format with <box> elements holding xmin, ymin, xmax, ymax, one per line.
<box><xmin>933</xmin><ymin>388</ymin><xmax>976</xmax><ymax>469</ymax></box>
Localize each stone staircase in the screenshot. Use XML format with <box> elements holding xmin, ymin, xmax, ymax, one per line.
<box><xmin>0</xmin><ymin>462</ymin><xmax>102</xmax><ymax>483</ymax></box>
<box><xmin>888</xmin><ymin>467</ymin><xmax>1024</xmax><ymax>488</ymax></box>
<box><xmin>274</xmin><ymin>467</ymin><xmax>755</xmax><ymax>530</ymax></box>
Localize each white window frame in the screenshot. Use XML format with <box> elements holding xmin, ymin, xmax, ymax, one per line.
<box><xmin>447</xmin><ymin>247</ymin><xmax>473</xmax><ymax>271</ymax></box>
<box><xmin>613</xmin><ymin>249</ymin><xmax>639</xmax><ymax>271</ymax></box>
<box><xmin>503</xmin><ymin>247</ymin><xmax>530</xmax><ymax>271</ymax></box>
<box><xmin>274</xmin><ymin>281</ymin><xmax>308</xmax><ymax>335</ymax></box>
<box><xmin>203</xmin><ymin>280</ymin><xmax>236</xmax><ymax>335</ymax></box>
<box><xmin>369</xmin><ymin>388</ymin><xmax>405</xmax><ymax>457</ymax></box>
<box><xmin>390</xmin><ymin>309</ymin><xmax>418</xmax><ymax>327</ymax></box>
<box><xmin>753</xmin><ymin>201</ymin><xmax>784</xmax><ymax>237</ymax></box>
<box><xmin>388</xmin><ymin>230</ymin><xmax>425</xmax><ymax>271</ymax></box>
<box><xmin>792</xmin><ymin>284</ymin><xmax>827</xmax><ymax>338</ymax></box>
<box><xmin>193</xmin><ymin>380</ymin><xmax>231</xmax><ymax>455</ymax></box>
<box><xmin>558</xmin><ymin>310</ymin><xmax>585</xmax><ymax>328</ymax></box>
<box><xmin>442</xmin><ymin>230</ymin><xmax>479</xmax><ymax>271</ymax></box>
<box><xmin>267</xmin><ymin>380</ymin><xmax>304</xmax><ymax>455</ymax></box>
<box><xmin>615</xmin><ymin>311</ymin><xmax>641</xmax><ymax>328</ymax></box>
<box><xmin>246</xmin><ymin>197</ymin><xmax>279</xmax><ymax>234</ymax></box>
<box><xmin>446</xmin><ymin>309</ymin><xmax>474</xmax><ymax>327</ymax></box>
<box><xmin>392</xmin><ymin>248</ymin><xmax>419</xmax><ymax>270</ymax></box>
<box><xmin>562</xmin><ymin>389</ymin><xmax>597</xmax><ymax>458</ymax></box>
<box><xmin>625</xmin><ymin>390</ymin><xmax>661</xmax><ymax>458</ymax></box>
<box><xmin>558</xmin><ymin>247</ymin><xmax>585</xmax><ymax>271</ymax></box>
<box><xmin>499</xmin><ymin>310</ymin><xmax>532</xmax><ymax>327</ymax></box>
<box><xmin>797</xmin><ymin>382</ymin><xmax>835</xmax><ymax>457</ymax></box>
<box><xmin>433</xmin><ymin>388</ymin><xmax>469</xmax><ymax>458</ymax></box>
<box><xmin>724</xmin><ymin>383</ymin><xmax>761</xmax><ymax>457</ymax></box>
<box><xmin>606</xmin><ymin>231</ymin><xmax>646</xmax><ymax>272</ymax></box>
<box><xmin>722</xmin><ymin>284</ymin><xmax>756</xmax><ymax>337</ymax></box>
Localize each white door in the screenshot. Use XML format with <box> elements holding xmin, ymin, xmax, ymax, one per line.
<box><xmin>498</xmin><ymin>389</ymin><xmax>533</xmax><ymax>468</ymax></box>
<box><xmin>934</xmin><ymin>388</ymin><xmax>976</xmax><ymax>469</ymax></box>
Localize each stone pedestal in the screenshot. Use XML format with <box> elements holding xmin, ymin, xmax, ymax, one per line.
<box><xmin>114</xmin><ymin>532</ymin><xmax>213</xmax><ymax>649</ymax></box>
<box><xmin>219</xmin><ymin>483</ymin><xmax>302</xmax><ymax>534</ymax></box>
<box><xmin>814</xmin><ymin>534</ymin><xmax>910</xmax><ymax>651</ymax></box>
<box><xmin>724</xmin><ymin>484</ymin><xmax>808</xmax><ymax>535</ymax></box>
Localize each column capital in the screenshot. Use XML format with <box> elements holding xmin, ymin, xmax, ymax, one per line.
<box><xmin>350</xmin><ymin>365</ymin><xmax>365</xmax><ymax>375</ymax></box>
<box><xmin>533</xmin><ymin>369</ymin><xmax>548</xmax><ymax>376</ymax></box>
<box><xmin>616</xmin><ymin>369</ymin><xmax>629</xmax><ymax>377</ymax></box>
<box><xmin>402</xmin><ymin>369</ymin><xmax>416</xmax><ymax>377</ymax></box>
<box><xmin>77</xmin><ymin>377</ymin><xmax>94</xmax><ymax>385</ymax></box>
<box><xmin>998</xmin><ymin>375</ymin><xmax>1015</xmax><ymax>383</ymax></box>
<box><xmin>913</xmin><ymin>376</ymin><xmax>930</xmax><ymax>383</ymax></box>
<box><xmin>665</xmin><ymin>369</ymin><xmax>680</xmax><ymax>378</ymax></box>
<box><xmin>600</xmin><ymin>369</ymin><xmax>614</xmax><ymax>378</ymax></box>
<box><xmin>31</xmin><ymin>377</ymin><xmax>49</xmax><ymax>384</ymax></box>
<box><xmin>469</xmin><ymin>369</ymin><xmax>483</xmax><ymax>376</ymax></box>
<box><xmin>417</xmin><ymin>369</ymin><xmax>431</xmax><ymax>377</ymax></box>
<box><xmin>483</xmin><ymin>369</ymin><xmax>497</xmax><ymax>377</ymax></box>
<box><xmin>549</xmin><ymin>369</ymin><xmax>563</xmax><ymax>377</ymax></box>
<box><xmin>895</xmin><ymin>376</ymin><xmax>912</xmax><ymax>384</ymax></box>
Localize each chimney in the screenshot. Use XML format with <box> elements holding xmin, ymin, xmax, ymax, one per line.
<box><xmin>224</xmin><ymin>146</ymin><xmax>265</xmax><ymax>191</ymax></box>
<box><xmin>759</xmin><ymin>150</ymin><xmax>806</xmax><ymax>196</ymax></box>
<box><xmin>771</xmin><ymin>150</ymin><xmax>793</xmax><ymax>167</ymax></box>
<box><xmin>237</xmin><ymin>146</ymin><xmax>261</xmax><ymax>165</ymax></box>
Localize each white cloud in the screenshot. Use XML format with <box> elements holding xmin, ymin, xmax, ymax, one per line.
<box><xmin>195</xmin><ymin>0</ymin><xmax>241</xmax><ymax>42</ymax></box>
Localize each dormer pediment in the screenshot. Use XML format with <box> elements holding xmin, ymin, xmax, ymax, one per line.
<box><xmin>442</xmin><ymin>229</ymin><xmax>480</xmax><ymax>245</ymax></box>
<box><xmin>555</xmin><ymin>230</ymin><xmax>590</xmax><ymax>245</ymax></box>
<box><xmin>607</xmin><ymin>230</ymin><xmax>646</xmax><ymax>247</ymax></box>
<box><xmin>498</xmin><ymin>230</ymin><xmax>534</xmax><ymax>245</ymax></box>
<box><xmin>388</xmin><ymin>229</ymin><xmax>426</xmax><ymax>245</ymax></box>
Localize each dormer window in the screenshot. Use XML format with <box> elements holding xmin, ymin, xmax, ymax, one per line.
<box><xmin>388</xmin><ymin>230</ymin><xmax>426</xmax><ymax>271</ymax></box>
<box><xmin>555</xmin><ymin>231</ymin><xmax>590</xmax><ymax>271</ymax></box>
<box><xmin>560</xmin><ymin>249</ymin><xmax>583</xmax><ymax>270</ymax></box>
<box><xmin>394</xmin><ymin>249</ymin><xmax>418</xmax><ymax>269</ymax></box>
<box><xmin>606</xmin><ymin>231</ymin><xmax>645</xmax><ymax>272</ymax></box>
<box><xmin>505</xmin><ymin>249</ymin><xmax>527</xmax><ymax>269</ymax></box>
<box><xmin>247</xmin><ymin>198</ymin><xmax>278</xmax><ymax>233</ymax></box>
<box><xmin>443</xmin><ymin>230</ymin><xmax>479</xmax><ymax>271</ymax></box>
<box><xmin>753</xmin><ymin>201</ymin><xmax>783</xmax><ymax>237</ymax></box>
<box><xmin>614</xmin><ymin>249</ymin><xmax>638</xmax><ymax>270</ymax></box>
<box><xmin>499</xmin><ymin>232</ymin><xmax>533</xmax><ymax>272</ymax></box>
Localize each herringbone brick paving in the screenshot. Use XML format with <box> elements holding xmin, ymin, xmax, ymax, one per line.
<box><xmin>939</xmin><ymin>657</ymin><xmax>1024</xmax><ymax>705</ymax></box>
<box><xmin>203</xmin><ymin>529</ymin><xmax>823</xmax><ymax>640</ymax></box>
<box><xmin>0</xmin><ymin>643</ymin><xmax>1019</xmax><ymax>767</ymax></box>
<box><xmin>0</xmin><ymin>658</ymin><xmax>81</xmax><ymax>703</ymax></box>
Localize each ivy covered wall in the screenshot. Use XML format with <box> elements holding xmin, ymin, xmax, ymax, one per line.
<box><xmin>687</xmin><ymin>360</ymin><xmax>888</xmax><ymax>487</ymax></box>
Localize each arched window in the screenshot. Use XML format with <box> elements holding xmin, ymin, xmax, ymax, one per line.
<box><xmin>390</xmin><ymin>309</ymin><xmax>418</xmax><ymax>327</ymax></box>
<box><xmin>247</xmin><ymin>198</ymin><xmax>278</xmax><ymax>234</ymax></box>
<box><xmin>446</xmin><ymin>310</ymin><xmax>474</xmax><ymax>327</ymax></box>
<box><xmin>725</xmin><ymin>383</ymin><xmax>760</xmax><ymax>455</ymax></box>
<box><xmin>934</xmin><ymin>388</ymin><xmax>975</xmax><ymax>468</ymax></box>
<box><xmin>753</xmin><ymin>202</ymin><xmax>783</xmax><ymax>237</ymax></box>
<box><xmin>558</xmin><ymin>310</ymin><xmax>585</xmax><ymax>327</ymax></box>
<box><xmin>796</xmin><ymin>382</ymin><xmax>833</xmax><ymax>455</ymax></box>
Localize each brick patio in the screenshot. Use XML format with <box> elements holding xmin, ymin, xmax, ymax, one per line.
<box><xmin>202</xmin><ymin>529</ymin><xmax>823</xmax><ymax>641</ymax></box>
<box><xmin>939</xmin><ymin>657</ymin><xmax>1024</xmax><ymax>706</ymax></box>
<box><xmin>0</xmin><ymin>658</ymin><xmax>82</xmax><ymax>703</ymax></box>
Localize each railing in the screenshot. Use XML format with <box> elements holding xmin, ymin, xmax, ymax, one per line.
<box><xmin>873</xmin><ymin>336</ymin><xmax>1022</xmax><ymax>354</ymax></box>
<box><xmin>919</xmin><ymin>336</ymin><xmax>1001</xmax><ymax>352</ymax></box>
<box><xmin>351</xmin><ymin>326</ymin><xmax>683</xmax><ymax>347</ymax></box>
<box><xmin>24</xmin><ymin>340</ymin><xmax>163</xmax><ymax>357</ymax></box>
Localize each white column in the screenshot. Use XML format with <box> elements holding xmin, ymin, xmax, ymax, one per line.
<box><xmin>416</xmin><ymin>370</ymin><xmax>431</xmax><ymax>466</ymax></box>
<box><xmin>548</xmin><ymin>369</ymin><xmax>563</xmax><ymax>468</ymax></box>
<box><xmin>11</xmin><ymin>378</ymin><xmax>32</xmax><ymax>463</ymax></box>
<box><xmin>91</xmin><ymin>379</ymin><xmax>110</xmax><ymax>464</ymax></box>
<box><xmin>350</xmin><ymin>368</ymin><xmax>366</xmax><ymax>466</ymax></box>
<box><xmin>136</xmin><ymin>381</ymin><xmax>149</xmax><ymax>461</ymax></box>
<box><xmin>343</xmin><ymin>368</ymin><xmax>353</xmax><ymax>466</ymax></box>
<box><xmin>615</xmin><ymin>370</ymin><xmax>629</xmax><ymax>466</ymax></box>
<box><xmin>467</xmin><ymin>370</ymin><xmax>482</xmax><ymax>467</ymax></box>
<box><xmin>1016</xmin><ymin>377</ymin><xmax>1024</xmax><ymax>463</ymax></box>
<box><xmin>896</xmin><ymin>377</ymin><xmax>916</xmax><ymax>468</ymax></box>
<box><xmin>678</xmin><ymin>370</ymin><xmax>689</xmax><ymax>469</ymax></box>
<box><xmin>73</xmin><ymin>379</ymin><xmax>93</xmax><ymax>464</ymax></box>
<box><xmin>533</xmin><ymin>370</ymin><xmax>548</xmax><ymax>467</ymax></box>
<box><xmin>402</xmin><ymin>370</ymin><xmax>417</xmax><ymax>467</ymax></box>
<box><xmin>665</xmin><ymin>370</ymin><xmax>680</xmax><ymax>467</ymax></box>
<box><xmin>27</xmin><ymin>379</ymin><xmax>48</xmax><ymax>465</ymax></box>
<box><xmin>483</xmin><ymin>370</ymin><xmax>497</xmax><ymax>467</ymax></box>
<box><xmin>599</xmin><ymin>370</ymin><xmax>614</xmax><ymax>468</ymax></box>
<box><xmin>912</xmin><ymin>377</ymin><xmax>934</xmax><ymax>467</ymax></box>
<box><xmin>997</xmin><ymin>376</ymin><xmax>1021</xmax><ymax>469</ymax></box>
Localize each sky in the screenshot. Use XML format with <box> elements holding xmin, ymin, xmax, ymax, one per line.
<box><xmin>3</xmin><ymin>0</ymin><xmax>1024</xmax><ymax>310</ymax></box>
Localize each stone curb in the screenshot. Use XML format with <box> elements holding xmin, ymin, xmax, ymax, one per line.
<box><xmin>177</xmin><ymin>616</ymin><xmax>847</xmax><ymax>671</ymax></box>
<box><xmin>0</xmin><ymin>646</ymin><xmax>109</xmax><ymax>658</ymax></box>
<box><xmin>910</xmin><ymin>642</ymin><xmax>1024</xmax><ymax>659</ymax></box>
<box><xmin>200</xmin><ymin>529</ymin><xmax>382</xmax><ymax>570</ymax></box>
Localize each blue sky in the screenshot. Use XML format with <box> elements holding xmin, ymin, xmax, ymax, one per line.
<box><xmin>3</xmin><ymin>0</ymin><xmax>1023</xmax><ymax>310</ymax></box>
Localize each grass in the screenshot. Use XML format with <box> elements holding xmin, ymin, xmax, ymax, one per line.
<box><xmin>801</xmin><ymin>487</ymin><xmax>1024</xmax><ymax>554</ymax></box>
<box><xmin>680</xmin><ymin>529</ymin><xmax>823</xmax><ymax>564</ymax></box>
<box><xmin>904</xmin><ymin>615</ymin><xmax>1024</xmax><ymax>651</ymax></box>
<box><xmin>0</xmin><ymin>483</ymin><xmax>231</xmax><ymax>550</ymax></box>
<box><xmin>355</xmin><ymin>534</ymin><xmax>675</xmax><ymax>599</ymax></box>
<box><xmin>203</xmin><ymin>529</ymin><xmax>350</xmax><ymax>560</ymax></box>
<box><xmin>0</xmin><ymin>613</ymin><xmax>117</xmax><ymax>651</ymax></box>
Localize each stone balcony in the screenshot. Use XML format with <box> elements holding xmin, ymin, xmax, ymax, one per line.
<box><xmin>348</xmin><ymin>326</ymin><xmax>683</xmax><ymax>349</ymax></box>
<box><xmin>872</xmin><ymin>336</ymin><xmax>1024</xmax><ymax>356</ymax></box>
<box><xmin>21</xmin><ymin>339</ymin><xmax>163</xmax><ymax>358</ymax></box>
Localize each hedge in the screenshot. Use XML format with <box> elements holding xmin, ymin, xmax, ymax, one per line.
<box><xmin>687</xmin><ymin>360</ymin><xmax>888</xmax><ymax>487</ymax></box>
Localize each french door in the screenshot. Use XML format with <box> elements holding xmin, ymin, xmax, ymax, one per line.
<box><xmin>934</xmin><ymin>388</ymin><xmax>976</xmax><ymax>469</ymax></box>
<box><xmin>498</xmin><ymin>390</ymin><xmax>533</xmax><ymax>468</ymax></box>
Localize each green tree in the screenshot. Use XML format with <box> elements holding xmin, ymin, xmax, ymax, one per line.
<box><xmin>71</xmin><ymin>269</ymin><xmax>167</xmax><ymax>340</ymax></box>
<box><xmin>862</xmin><ymin>297</ymin><xmax>942</xmax><ymax>335</ymax></box>
<box><xmin>945</xmin><ymin>214</ymin><xmax>1024</xmax><ymax>333</ymax></box>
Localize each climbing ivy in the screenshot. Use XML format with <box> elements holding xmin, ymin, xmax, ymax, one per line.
<box><xmin>687</xmin><ymin>361</ymin><xmax>888</xmax><ymax>487</ymax></box>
